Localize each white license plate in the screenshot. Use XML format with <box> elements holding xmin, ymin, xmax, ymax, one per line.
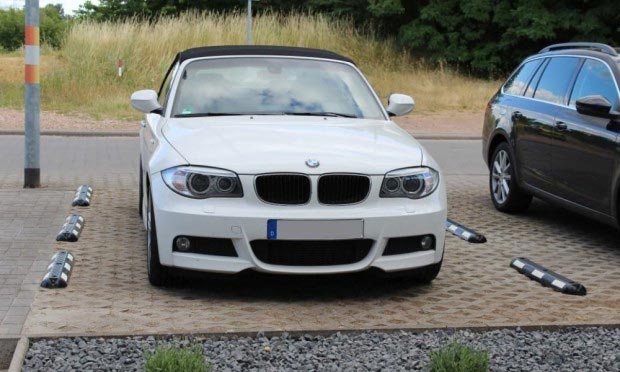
<box><xmin>267</xmin><ymin>219</ymin><xmax>364</xmax><ymax>240</ymax></box>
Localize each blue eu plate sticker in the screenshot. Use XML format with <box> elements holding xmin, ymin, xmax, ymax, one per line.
<box><xmin>267</xmin><ymin>219</ymin><xmax>277</xmax><ymax>240</ymax></box>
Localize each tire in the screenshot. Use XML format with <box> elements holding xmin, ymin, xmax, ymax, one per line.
<box><xmin>489</xmin><ymin>142</ymin><xmax>532</xmax><ymax>213</ymax></box>
<box><xmin>390</xmin><ymin>257</ymin><xmax>443</xmax><ymax>284</ymax></box>
<box><xmin>139</xmin><ymin>158</ymin><xmax>144</xmax><ymax>218</ymax></box>
<box><xmin>146</xmin><ymin>191</ymin><xmax>169</xmax><ymax>286</ymax></box>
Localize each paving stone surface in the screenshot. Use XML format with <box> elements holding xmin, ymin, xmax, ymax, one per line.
<box><xmin>0</xmin><ymin>189</ymin><xmax>72</xmax><ymax>337</ymax></box>
<box><xmin>23</xmin><ymin>176</ymin><xmax>620</xmax><ymax>337</ymax></box>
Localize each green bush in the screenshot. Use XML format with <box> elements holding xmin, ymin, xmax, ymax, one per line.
<box><xmin>0</xmin><ymin>9</ymin><xmax>23</xmax><ymax>51</ymax></box>
<box><xmin>0</xmin><ymin>5</ymin><xmax>68</xmax><ymax>51</ymax></box>
<box><xmin>145</xmin><ymin>345</ymin><xmax>210</xmax><ymax>372</ymax></box>
<box><xmin>429</xmin><ymin>340</ymin><xmax>490</xmax><ymax>372</ymax></box>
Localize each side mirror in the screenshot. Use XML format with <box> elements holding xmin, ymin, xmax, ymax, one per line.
<box><xmin>386</xmin><ymin>93</ymin><xmax>415</xmax><ymax>117</ymax></box>
<box><xmin>575</xmin><ymin>95</ymin><xmax>615</xmax><ymax>118</ymax></box>
<box><xmin>131</xmin><ymin>89</ymin><xmax>162</xmax><ymax>114</ymax></box>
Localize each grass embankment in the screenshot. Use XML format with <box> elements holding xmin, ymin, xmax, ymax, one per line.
<box><xmin>0</xmin><ymin>12</ymin><xmax>499</xmax><ymax>120</ymax></box>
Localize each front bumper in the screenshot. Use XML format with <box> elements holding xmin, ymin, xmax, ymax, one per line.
<box><xmin>151</xmin><ymin>175</ymin><xmax>447</xmax><ymax>275</ymax></box>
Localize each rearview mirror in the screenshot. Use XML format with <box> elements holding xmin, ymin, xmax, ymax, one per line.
<box><xmin>386</xmin><ymin>94</ymin><xmax>415</xmax><ymax>117</ymax></box>
<box><xmin>575</xmin><ymin>95</ymin><xmax>615</xmax><ymax>118</ymax></box>
<box><xmin>131</xmin><ymin>89</ymin><xmax>162</xmax><ymax>114</ymax></box>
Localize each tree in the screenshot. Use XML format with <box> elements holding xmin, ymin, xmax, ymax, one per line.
<box><xmin>399</xmin><ymin>0</ymin><xmax>620</xmax><ymax>76</ymax></box>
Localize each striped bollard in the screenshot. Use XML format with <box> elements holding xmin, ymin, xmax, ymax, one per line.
<box><xmin>24</xmin><ymin>0</ymin><xmax>40</xmax><ymax>188</ymax></box>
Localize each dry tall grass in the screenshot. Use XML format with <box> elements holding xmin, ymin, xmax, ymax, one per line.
<box><xmin>0</xmin><ymin>12</ymin><xmax>500</xmax><ymax>119</ymax></box>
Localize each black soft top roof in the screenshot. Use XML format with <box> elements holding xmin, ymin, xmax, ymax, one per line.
<box><xmin>177</xmin><ymin>45</ymin><xmax>355</xmax><ymax>65</ymax></box>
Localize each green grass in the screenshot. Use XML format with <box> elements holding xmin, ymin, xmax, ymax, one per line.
<box><xmin>429</xmin><ymin>340</ymin><xmax>490</xmax><ymax>372</ymax></box>
<box><xmin>144</xmin><ymin>345</ymin><xmax>211</xmax><ymax>372</ymax></box>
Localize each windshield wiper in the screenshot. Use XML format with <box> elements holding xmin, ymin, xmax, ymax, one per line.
<box><xmin>173</xmin><ymin>113</ymin><xmax>243</xmax><ymax>118</ymax></box>
<box><xmin>174</xmin><ymin>112</ymin><xmax>286</xmax><ymax>118</ymax></box>
<box><xmin>283</xmin><ymin>111</ymin><xmax>358</xmax><ymax>118</ymax></box>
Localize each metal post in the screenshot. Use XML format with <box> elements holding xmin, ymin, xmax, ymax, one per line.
<box><xmin>246</xmin><ymin>0</ymin><xmax>252</xmax><ymax>45</ymax></box>
<box><xmin>24</xmin><ymin>0</ymin><xmax>40</xmax><ymax>188</ymax></box>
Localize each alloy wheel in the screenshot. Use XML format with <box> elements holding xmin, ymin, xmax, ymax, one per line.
<box><xmin>492</xmin><ymin>149</ymin><xmax>511</xmax><ymax>204</ymax></box>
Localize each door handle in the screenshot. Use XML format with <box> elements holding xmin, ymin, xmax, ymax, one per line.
<box><xmin>140</xmin><ymin>120</ymin><xmax>147</xmax><ymax>128</ymax></box>
<box><xmin>555</xmin><ymin>121</ymin><xmax>568</xmax><ymax>131</ymax></box>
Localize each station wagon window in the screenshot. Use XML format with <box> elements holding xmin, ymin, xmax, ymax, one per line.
<box><xmin>533</xmin><ymin>57</ymin><xmax>580</xmax><ymax>105</ymax></box>
<box><xmin>569</xmin><ymin>59</ymin><xmax>618</xmax><ymax>108</ymax></box>
<box><xmin>171</xmin><ymin>57</ymin><xmax>385</xmax><ymax>119</ymax></box>
<box><xmin>503</xmin><ymin>59</ymin><xmax>543</xmax><ymax>96</ymax></box>
<box><xmin>524</xmin><ymin>59</ymin><xmax>548</xmax><ymax>97</ymax></box>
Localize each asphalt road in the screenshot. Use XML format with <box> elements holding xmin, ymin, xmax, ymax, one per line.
<box><xmin>0</xmin><ymin>136</ymin><xmax>487</xmax><ymax>177</ymax></box>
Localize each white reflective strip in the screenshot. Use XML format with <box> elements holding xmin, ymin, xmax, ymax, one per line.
<box><xmin>75</xmin><ymin>223</ymin><xmax>81</xmax><ymax>229</ymax></box>
<box><xmin>513</xmin><ymin>260</ymin><xmax>525</xmax><ymax>269</ymax></box>
<box><xmin>67</xmin><ymin>253</ymin><xmax>74</xmax><ymax>261</ymax></box>
<box><xmin>462</xmin><ymin>231</ymin><xmax>472</xmax><ymax>239</ymax></box>
<box><xmin>72</xmin><ymin>229</ymin><xmax>78</xmax><ymax>236</ymax></box>
<box><xmin>78</xmin><ymin>216</ymin><xmax>84</xmax><ymax>222</ymax></box>
<box><xmin>87</xmin><ymin>192</ymin><xmax>91</xmax><ymax>197</ymax></box>
<box><xmin>551</xmin><ymin>279</ymin><xmax>566</xmax><ymax>289</ymax></box>
<box><xmin>25</xmin><ymin>45</ymin><xmax>39</xmax><ymax>65</ymax></box>
<box><xmin>448</xmin><ymin>225</ymin><xmax>458</xmax><ymax>232</ymax></box>
<box><xmin>43</xmin><ymin>272</ymin><xmax>50</xmax><ymax>280</ymax></box>
<box><xmin>64</xmin><ymin>262</ymin><xmax>71</xmax><ymax>271</ymax></box>
<box><xmin>532</xmin><ymin>269</ymin><xmax>544</xmax><ymax>279</ymax></box>
<box><xmin>61</xmin><ymin>272</ymin><xmax>68</xmax><ymax>282</ymax></box>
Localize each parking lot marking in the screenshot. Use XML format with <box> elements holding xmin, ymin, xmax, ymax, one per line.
<box><xmin>510</xmin><ymin>257</ymin><xmax>586</xmax><ymax>296</ymax></box>
<box><xmin>445</xmin><ymin>219</ymin><xmax>486</xmax><ymax>243</ymax></box>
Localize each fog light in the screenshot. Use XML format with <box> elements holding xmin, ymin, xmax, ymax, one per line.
<box><xmin>176</xmin><ymin>236</ymin><xmax>191</xmax><ymax>251</ymax></box>
<box><xmin>420</xmin><ymin>235</ymin><xmax>434</xmax><ymax>250</ymax></box>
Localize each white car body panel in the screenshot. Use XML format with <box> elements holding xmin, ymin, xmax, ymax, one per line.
<box><xmin>139</xmin><ymin>53</ymin><xmax>448</xmax><ymax>276</ymax></box>
<box><xmin>161</xmin><ymin>116</ymin><xmax>423</xmax><ymax>175</ymax></box>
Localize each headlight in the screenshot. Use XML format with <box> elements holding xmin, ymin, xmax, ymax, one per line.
<box><xmin>161</xmin><ymin>166</ymin><xmax>243</xmax><ymax>199</ymax></box>
<box><xmin>380</xmin><ymin>167</ymin><xmax>439</xmax><ymax>199</ymax></box>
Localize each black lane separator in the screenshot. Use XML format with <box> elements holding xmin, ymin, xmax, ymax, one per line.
<box><xmin>510</xmin><ymin>257</ymin><xmax>586</xmax><ymax>296</ymax></box>
<box><xmin>41</xmin><ymin>250</ymin><xmax>74</xmax><ymax>288</ymax></box>
<box><xmin>72</xmin><ymin>185</ymin><xmax>93</xmax><ymax>206</ymax></box>
<box><xmin>445</xmin><ymin>219</ymin><xmax>487</xmax><ymax>243</ymax></box>
<box><xmin>56</xmin><ymin>214</ymin><xmax>84</xmax><ymax>242</ymax></box>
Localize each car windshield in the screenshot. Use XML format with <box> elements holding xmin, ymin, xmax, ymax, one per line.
<box><xmin>171</xmin><ymin>57</ymin><xmax>385</xmax><ymax>119</ymax></box>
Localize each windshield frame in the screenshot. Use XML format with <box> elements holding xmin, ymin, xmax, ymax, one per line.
<box><xmin>164</xmin><ymin>55</ymin><xmax>389</xmax><ymax>121</ymax></box>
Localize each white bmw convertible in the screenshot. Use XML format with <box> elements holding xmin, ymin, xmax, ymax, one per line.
<box><xmin>132</xmin><ymin>45</ymin><xmax>447</xmax><ymax>286</ymax></box>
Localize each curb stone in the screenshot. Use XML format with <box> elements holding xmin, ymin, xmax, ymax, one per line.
<box><xmin>8</xmin><ymin>337</ymin><xmax>28</xmax><ymax>372</ymax></box>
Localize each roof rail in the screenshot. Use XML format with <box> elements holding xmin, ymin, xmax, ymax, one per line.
<box><xmin>539</xmin><ymin>42</ymin><xmax>618</xmax><ymax>56</ymax></box>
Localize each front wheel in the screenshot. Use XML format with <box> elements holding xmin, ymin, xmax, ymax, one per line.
<box><xmin>490</xmin><ymin>142</ymin><xmax>532</xmax><ymax>213</ymax></box>
<box><xmin>146</xmin><ymin>191</ymin><xmax>169</xmax><ymax>286</ymax></box>
<box><xmin>139</xmin><ymin>158</ymin><xmax>144</xmax><ymax>218</ymax></box>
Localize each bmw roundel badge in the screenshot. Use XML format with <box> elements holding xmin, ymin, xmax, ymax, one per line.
<box><xmin>305</xmin><ymin>159</ymin><xmax>320</xmax><ymax>168</ymax></box>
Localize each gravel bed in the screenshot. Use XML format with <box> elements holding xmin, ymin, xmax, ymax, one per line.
<box><xmin>23</xmin><ymin>327</ymin><xmax>620</xmax><ymax>371</ymax></box>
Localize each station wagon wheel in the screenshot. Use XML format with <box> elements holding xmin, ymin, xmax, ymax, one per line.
<box><xmin>492</xmin><ymin>149</ymin><xmax>511</xmax><ymax>204</ymax></box>
<box><xmin>489</xmin><ymin>142</ymin><xmax>532</xmax><ymax>213</ymax></box>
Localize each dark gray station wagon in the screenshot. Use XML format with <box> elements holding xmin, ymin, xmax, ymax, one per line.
<box><xmin>483</xmin><ymin>42</ymin><xmax>620</xmax><ymax>226</ymax></box>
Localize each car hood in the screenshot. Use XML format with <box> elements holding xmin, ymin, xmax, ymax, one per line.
<box><xmin>162</xmin><ymin>116</ymin><xmax>423</xmax><ymax>175</ymax></box>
